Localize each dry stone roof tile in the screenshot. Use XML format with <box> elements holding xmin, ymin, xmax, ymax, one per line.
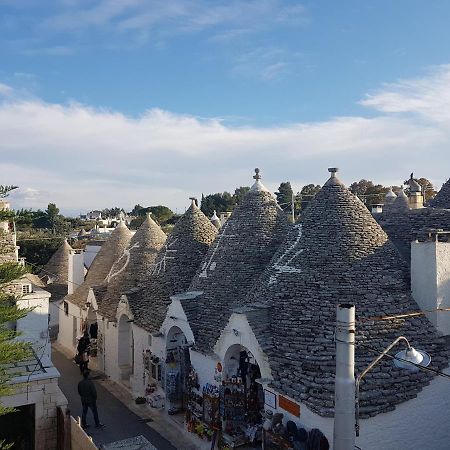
<box><xmin>39</xmin><ymin>239</ymin><xmax>72</xmax><ymax>302</ymax></box>
<box><xmin>375</xmin><ymin>206</ymin><xmax>450</xmax><ymax>264</ymax></box>
<box><xmin>429</xmin><ymin>178</ymin><xmax>450</xmax><ymax>209</ymax></box>
<box><xmin>95</xmin><ymin>214</ymin><xmax>167</xmax><ymax>321</ymax></box>
<box><xmin>65</xmin><ymin>222</ymin><xmax>133</xmax><ymax>307</ymax></box>
<box><xmin>247</xmin><ymin>169</ymin><xmax>449</xmax><ymax>418</ymax></box>
<box><xmin>126</xmin><ymin>200</ymin><xmax>217</xmax><ymax>333</ymax></box>
<box><xmin>189</xmin><ymin>171</ymin><xmax>290</xmax><ymax>352</ymax></box>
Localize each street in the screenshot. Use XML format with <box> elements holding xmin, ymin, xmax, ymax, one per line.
<box><xmin>52</xmin><ymin>347</ymin><xmax>177</xmax><ymax>450</ymax></box>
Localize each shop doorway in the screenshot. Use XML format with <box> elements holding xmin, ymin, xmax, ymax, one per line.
<box><xmin>165</xmin><ymin>326</ymin><xmax>191</xmax><ymax>415</ymax></box>
<box><xmin>220</xmin><ymin>344</ymin><xmax>265</xmax><ymax>446</ymax></box>
<box><xmin>0</xmin><ymin>404</ymin><xmax>35</xmax><ymax>450</ymax></box>
<box><xmin>118</xmin><ymin>314</ymin><xmax>133</xmax><ymax>382</ymax></box>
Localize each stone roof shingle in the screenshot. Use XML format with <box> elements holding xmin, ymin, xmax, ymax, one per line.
<box><xmin>96</xmin><ymin>214</ymin><xmax>167</xmax><ymax>320</ymax></box>
<box><xmin>247</xmin><ymin>168</ymin><xmax>449</xmax><ymax>418</ymax></box>
<box><xmin>126</xmin><ymin>200</ymin><xmax>217</xmax><ymax>332</ymax></box>
<box><xmin>189</xmin><ymin>170</ymin><xmax>290</xmax><ymax>353</ymax></box>
<box><xmin>65</xmin><ymin>222</ymin><xmax>133</xmax><ymax>307</ymax></box>
<box><xmin>429</xmin><ymin>178</ymin><xmax>450</xmax><ymax>209</ymax></box>
<box><xmin>39</xmin><ymin>239</ymin><xmax>72</xmax><ymax>302</ymax></box>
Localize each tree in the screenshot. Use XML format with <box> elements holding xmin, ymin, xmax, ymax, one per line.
<box><xmin>275</xmin><ymin>182</ymin><xmax>294</xmax><ymax>209</ymax></box>
<box><xmin>349</xmin><ymin>179</ymin><xmax>388</xmax><ymax>209</ymax></box>
<box><xmin>233</xmin><ymin>186</ymin><xmax>250</xmax><ymax>206</ymax></box>
<box><xmin>0</xmin><ymin>185</ymin><xmax>32</xmax><ymax>416</ymax></box>
<box><xmin>298</xmin><ymin>184</ymin><xmax>321</xmax><ymax>211</ymax></box>
<box><xmin>200</xmin><ymin>192</ymin><xmax>235</xmax><ymax>217</ymax></box>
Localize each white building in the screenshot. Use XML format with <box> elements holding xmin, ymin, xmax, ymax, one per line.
<box><xmin>0</xmin><ymin>202</ymin><xmax>68</xmax><ymax>450</ymax></box>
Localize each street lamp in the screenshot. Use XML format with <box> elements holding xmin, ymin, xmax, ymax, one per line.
<box><xmin>355</xmin><ymin>335</ymin><xmax>431</xmax><ymax>437</ymax></box>
<box><xmin>333</xmin><ymin>304</ymin><xmax>432</xmax><ymax>450</ymax></box>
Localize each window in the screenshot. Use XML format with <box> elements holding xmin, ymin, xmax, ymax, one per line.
<box><xmin>22</xmin><ymin>284</ymin><xmax>32</xmax><ymax>295</ymax></box>
<box><xmin>63</xmin><ymin>301</ymin><xmax>69</xmax><ymax>316</ymax></box>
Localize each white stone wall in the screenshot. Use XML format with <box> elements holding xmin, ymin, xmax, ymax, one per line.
<box><xmin>412</xmin><ymin>240</ymin><xmax>450</xmax><ymax>335</ymax></box>
<box><xmin>16</xmin><ymin>289</ymin><xmax>51</xmax><ymax>362</ymax></box>
<box><xmin>58</xmin><ymin>301</ymin><xmax>82</xmax><ymax>355</ymax></box>
<box><xmin>130</xmin><ymin>324</ymin><xmax>151</xmax><ymax>396</ymax></box>
<box><xmin>436</xmin><ymin>241</ymin><xmax>450</xmax><ymax>335</ymax></box>
<box><xmin>0</xmin><ymin>377</ymin><xmax>68</xmax><ymax>450</ymax></box>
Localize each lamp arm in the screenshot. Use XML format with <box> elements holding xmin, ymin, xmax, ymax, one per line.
<box><xmin>355</xmin><ymin>336</ymin><xmax>411</xmax><ymax>437</ymax></box>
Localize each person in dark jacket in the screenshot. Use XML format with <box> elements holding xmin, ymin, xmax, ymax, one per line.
<box><xmin>77</xmin><ymin>332</ymin><xmax>90</xmax><ymax>374</ymax></box>
<box><xmin>77</xmin><ymin>370</ymin><xmax>104</xmax><ymax>429</ymax></box>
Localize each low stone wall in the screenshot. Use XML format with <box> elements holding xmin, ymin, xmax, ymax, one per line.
<box><xmin>1</xmin><ymin>376</ymin><xmax>68</xmax><ymax>450</ymax></box>
<box><xmin>70</xmin><ymin>416</ymin><xmax>98</xmax><ymax>450</ymax></box>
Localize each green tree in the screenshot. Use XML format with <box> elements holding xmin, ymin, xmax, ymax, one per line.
<box><xmin>349</xmin><ymin>179</ymin><xmax>388</xmax><ymax>209</ymax></box>
<box><xmin>275</xmin><ymin>182</ymin><xmax>294</xmax><ymax>209</ymax></box>
<box><xmin>298</xmin><ymin>184</ymin><xmax>321</xmax><ymax>211</ymax></box>
<box><xmin>0</xmin><ymin>185</ymin><xmax>32</xmax><ymax>416</ymax></box>
<box><xmin>200</xmin><ymin>192</ymin><xmax>235</xmax><ymax>217</ymax></box>
<box><xmin>233</xmin><ymin>186</ymin><xmax>250</xmax><ymax>206</ymax></box>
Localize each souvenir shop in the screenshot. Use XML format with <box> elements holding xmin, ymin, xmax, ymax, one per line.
<box><xmin>185</xmin><ymin>344</ymin><xmax>265</xmax><ymax>448</ymax></box>
<box><xmin>165</xmin><ymin>326</ymin><xmax>192</xmax><ymax>415</ymax></box>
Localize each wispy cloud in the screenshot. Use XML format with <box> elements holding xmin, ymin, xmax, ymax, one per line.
<box><xmin>2</xmin><ymin>65</ymin><xmax>450</xmax><ymax>213</ymax></box>
<box><xmin>359</xmin><ymin>64</ymin><xmax>450</xmax><ymax>123</ymax></box>
<box><xmin>231</xmin><ymin>47</ymin><xmax>302</xmax><ymax>81</ymax></box>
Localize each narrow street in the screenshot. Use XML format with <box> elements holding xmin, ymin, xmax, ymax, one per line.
<box><xmin>52</xmin><ymin>347</ymin><xmax>177</xmax><ymax>450</ymax></box>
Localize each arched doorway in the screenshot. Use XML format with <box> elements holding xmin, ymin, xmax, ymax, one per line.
<box><xmin>221</xmin><ymin>344</ymin><xmax>265</xmax><ymax>439</ymax></box>
<box><xmin>165</xmin><ymin>326</ymin><xmax>191</xmax><ymax>415</ymax></box>
<box><xmin>118</xmin><ymin>314</ymin><xmax>133</xmax><ymax>382</ymax></box>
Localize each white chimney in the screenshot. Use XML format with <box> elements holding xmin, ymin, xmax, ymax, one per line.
<box><xmin>68</xmin><ymin>249</ymin><xmax>84</xmax><ymax>294</ymax></box>
<box><xmin>411</xmin><ymin>230</ymin><xmax>450</xmax><ymax>335</ymax></box>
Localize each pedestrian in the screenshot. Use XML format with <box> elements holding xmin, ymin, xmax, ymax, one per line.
<box><xmin>77</xmin><ymin>370</ymin><xmax>104</xmax><ymax>429</ymax></box>
<box><xmin>77</xmin><ymin>331</ymin><xmax>90</xmax><ymax>374</ymax></box>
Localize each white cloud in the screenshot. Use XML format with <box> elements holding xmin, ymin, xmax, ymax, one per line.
<box><xmin>359</xmin><ymin>64</ymin><xmax>450</xmax><ymax>123</ymax></box>
<box><xmin>1</xmin><ymin>65</ymin><xmax>450</xmax><ymax>214</ymax></box>
<box><xmin>0</xmin><ymin>83</ymin><xmax>13</xmax><ymax>96</ymax></box>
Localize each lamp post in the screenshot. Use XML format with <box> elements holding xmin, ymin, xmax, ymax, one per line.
<box><xmin>355</xmin><ymin>335</ymin><xmax>431</xmax><ymax>436</ymax></box>
<box><xmin>333</xmin><ymin>304</ymin><xmax>431</xmax><ymax>449</ymax></box>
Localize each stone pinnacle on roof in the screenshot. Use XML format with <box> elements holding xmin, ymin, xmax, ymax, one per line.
<box><xmin>385</xmin><ymin>187</ymin><xmax>397</xmax><ymax>200</ymax></box>
<box><xmin>429</xmin><ymin>177</ymin><xmax>450</xmax><ymax>209</ymax></box>
<box><xmin>408</xmin><ymin>173</ymin><xmax>422</xmax><ymax>193</ymax></box>
<box><xmin>65</xmin><ymin>221</ymin><xmax>133</xmax><ymax>307</ymax></box>
<box><xmin>250</xmin><ymin>167</ymin><xmax>270</xmax><ymax>193</ymax></box>
<box><xmin>246</xmin><ymin>167</ymin><xmax>448</xmax><ymax>418</ymax></box>
<box><xmin>210</xmin><ymin>210</ymin><xmax>221</xmax><ymax>229</ymax></box>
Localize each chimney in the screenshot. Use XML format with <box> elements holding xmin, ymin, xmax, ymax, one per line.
<box><xmin>411</xmin><ymin>229</ymin><xmax>450</xmax><ymax>335</ymax></box>
<box><xmin>68</xmin><ymin>249</ymin><xmax>85</xmax><ymax>294</ymax></box>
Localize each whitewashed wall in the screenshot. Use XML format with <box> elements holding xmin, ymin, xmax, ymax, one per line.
<box><xmin>57</xmin><ymin>301</ymin><xmax>81</xmax><ymax>354</ymax></box>
<box><xmin>130</xmin><ymin>324</ymin><xmax>151</xmax><ymax>396</ymax></box>
<box><xmin>412</xmin><ymin>240</ymin><xmax>450</xmax><ymax>335</ymax></box>
<box><xmin>16</xmin><ymin>288</ymin><xmax>51</xmax><ymax>362</ymax></box>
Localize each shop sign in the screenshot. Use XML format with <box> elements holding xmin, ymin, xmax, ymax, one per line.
<box><xmin>278</xmin><ymin>395</ymin><xmax>300</xmax><ymax>417</ymax></box>
<box><xmin>264</xmin><ymin>390</ymin><xmax>277</xmax><ymax>409</ymax></box>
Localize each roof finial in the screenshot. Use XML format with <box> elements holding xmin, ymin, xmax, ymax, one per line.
<box><xmin>253</xmin><ymin>168</ymin><xmax>261</xmax><ymax>181</ymax></box>
<box><xmin>328</xmin><ymin>167</ymin><xmax>339</xmax><ymax>178</ymax></box>
<box><xmin>189</xmin><ymin>197</ymin><xmax>198</xmax><ymax>208</ymax></box>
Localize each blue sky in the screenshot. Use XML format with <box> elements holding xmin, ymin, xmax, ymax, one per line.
<box><xmin>1</xmin><ymin>1</ymin><xmax>450</xmax><ymax>214</ymax></box>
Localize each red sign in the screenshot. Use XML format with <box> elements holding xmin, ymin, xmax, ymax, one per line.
<box><xmin>278</xmin><ymin>395</ymin><xmax>300</xmax><ymax>417</ymax></box>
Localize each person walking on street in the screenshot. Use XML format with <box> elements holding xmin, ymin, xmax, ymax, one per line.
<box><xmin>77</xmin><ymin>370</ymin><xmax>104</xmax><ymax>429</ymax></box>
<box><xmin>77</xmin><ymin>331</ymin><xmax>90</xmax><ymax>374</ymax></box>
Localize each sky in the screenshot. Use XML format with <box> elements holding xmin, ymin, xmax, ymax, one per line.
<box><xmin>1</xmin><ymin>0</ymin><xmax>450</xmax><ymax>215</ymax></box>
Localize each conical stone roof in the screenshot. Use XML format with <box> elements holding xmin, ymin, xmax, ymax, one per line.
<box><xmin>126</xmin><ymin>199</ymin><xmax>218</xmax><ymax>332</ymax></box>
<box><xmin>189</xmin><ymin>169</ymin><xmax>290</xmax><ymax>353</ymax></box>
<box><xmin>247</xmin><ymin>168</ymin><xmax>448</xmax><ymax>418</ymax></box>
<box><xmin>429</xmin><ymin>178</ymin><xmax>450</xmax><ymax>209</ymax></box>
<box><xmin>392</xmin><ymin>187</ymin><xmax>409</xmax><ymax>211</ymax></box>
<box><xmin>40</xmin><ymin>239</ymin><xmax>72</xmax><ymax>302</ymax></box>
<box><xmin>96</xmin><ymin>214</ymin><xmax>167</xmax><ymax>320</ymax></box>
<box><xmin>65</xmin><ymin>222</ymin><xmax>133</xmax><ymax>307</ymax></box>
